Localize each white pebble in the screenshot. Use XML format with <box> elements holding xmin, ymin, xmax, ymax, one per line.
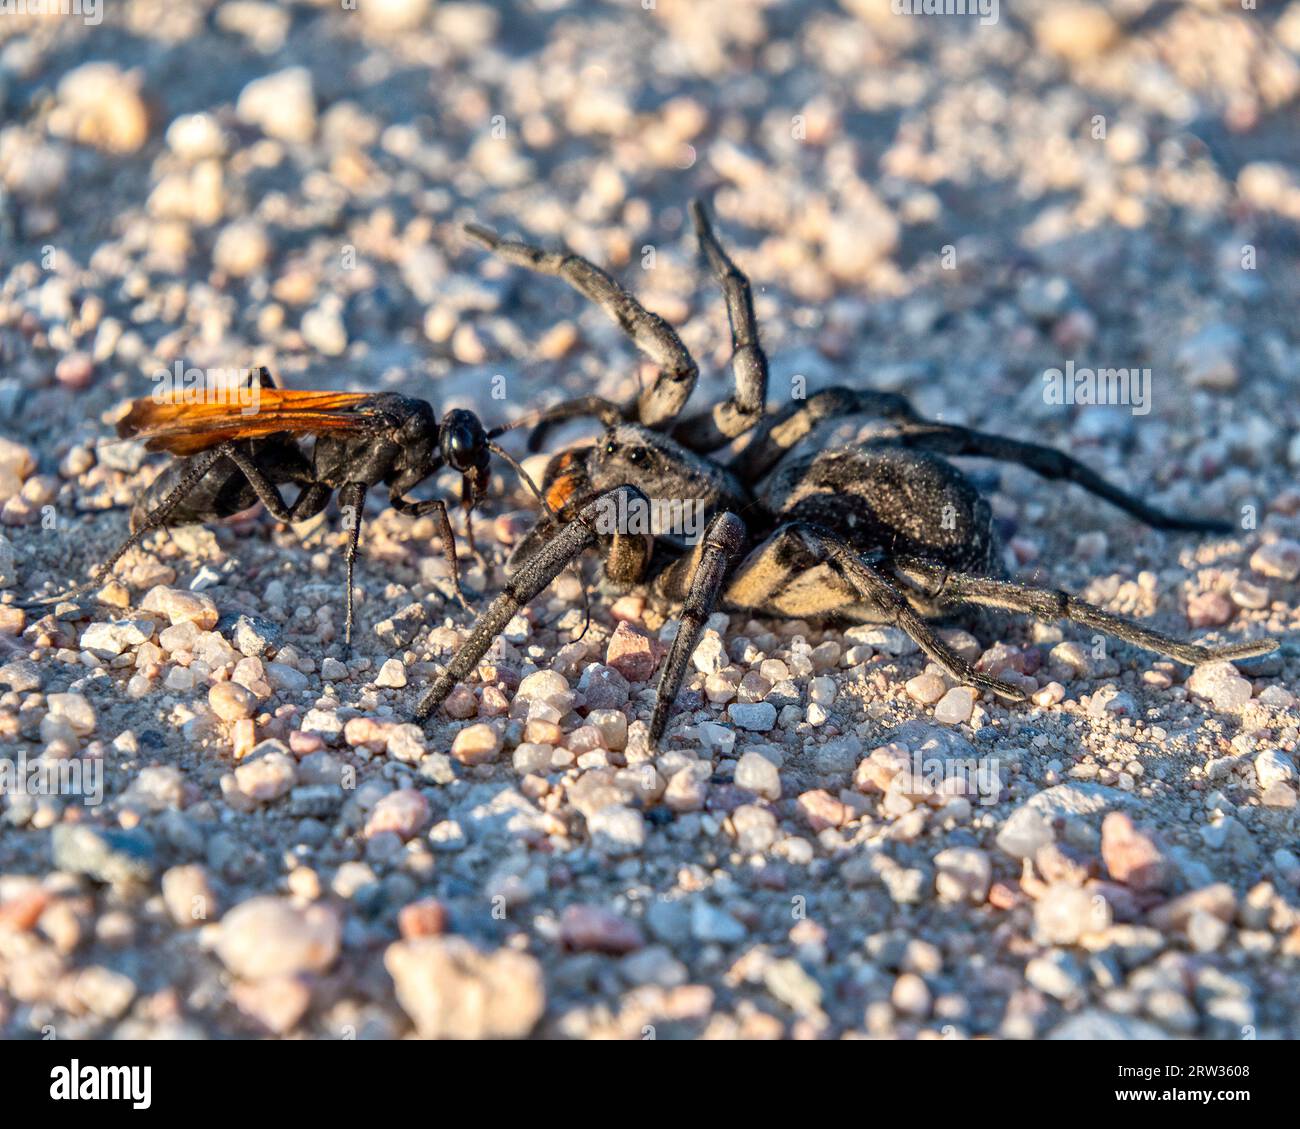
<box><xmin>734</xmin><ymin>751</ymin><xmax>781</xmax><ymax>801</ymax></box>
<box><xmin>933</xmin><ymin>687</ymin><xmax>975</xmax><ymax>725</ymax></box>
<box><xmin>374</xmin><ymin>659</ymin><xmax>407</xmax><ymax>688</ymax></box>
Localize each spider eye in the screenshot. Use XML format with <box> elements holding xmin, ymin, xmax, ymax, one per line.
<box><xmin>628</xmin><ymin>447</ymin><xmax>647</xmax><ymax>465</ymax></box>
<box><xmin>604</xmin><ymin>441</ymin><xmax>617</xmax><ymax>456</ymax></box>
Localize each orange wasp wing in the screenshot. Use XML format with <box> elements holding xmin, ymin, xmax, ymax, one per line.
<box><xmin>116</xmin><ymin>389</ymin><xmax>383</xmax><ymax>456</ymax></box>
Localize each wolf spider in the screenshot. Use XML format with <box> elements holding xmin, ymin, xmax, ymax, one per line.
<box><xmin>415</xmin><ymin>202</ymin><xmax>1276</xmax><ymax>745</ymax></box>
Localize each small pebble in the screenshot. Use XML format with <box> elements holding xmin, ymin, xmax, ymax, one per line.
<box><xmin>234</xmin><ymin>749</ymin><xmax>297</xmax><ymax>802</ymax></box>
<box><xmin>209</xmin><ymin>681</ymin><xmax>256</xmax><ymax>722</ymax></box>
<box><xmin>365</xmin><ymin>789</ymin><xmax>430</xmax><ymax>840</ymax></box>
<box><xmin>236</xmin><ymin>67</ymin><xmax>316</xmax><ymax>143</ymax></box>
<box><xmin>587</xmin><ymin>805</ymin><xmax>646</xmax><ymax>856</ymax></box>
<box><xmin>213</xmin><ymin>221</ymin><xmax>271</xmax><ymax>277</ymax></box>
<box><xmin>1100</xmin><ymin>812</ymin><xmax>1171</xmax><ymax>892</ymax></box>
<box><xmin>1254</xmin><ymin>749</ymin><xmax>1296</xmax><ymax>792</ymax></box>
<box><xmin>1250</xmin><ymin>540</ymin><xmax>1300</xmax><ymax>583</ymax></box>
<box><xmin>605</xmin><ymin>622</ymin><xmax>659</xmax><ymax>682</ymax></box>
<box><xmin>385</xmin><ymin>938</ymin><xmax>544</xmax><ymax>1039</ymax></box>
<box><xmin>734</xmin><ymin>751</ymin><xmax>781</xmax><ymax>801</ymax></box>
<box><xmin>559</xmin><ymin>905</ymin><xmax>644</xmax><ymax>954</ymax></box>
<box><xmin>216</xmin><ymin>897</ymin><xmax>340</xmax><ymax>979</ymax></box>
<box><xmin>451</xmin><ymin>723</ymin><xmax>501</xmax><ymax>765</ymax></box>
<box><xmin>374</xmin><ymin>658</ymin><xmax>408</xmax><ymax>688</ymax></box>
<box><xmin>141</xmin><ymin>586</ymin><xmax>219</xmax><ymax>630</ymax></box>
<box><xmin>728</xmin><ymin>702</ymin><xmax>777</xmax><ymax>732</ymax></box>
<box><xmin>162</xmin><ymin>865</ymin><xmax>218</xmax><ymax>927</ymax></box>
<box><xmin>933</xmin><ymin>687</ymin><xmax>975</xmax><ymax>725</ymax></box>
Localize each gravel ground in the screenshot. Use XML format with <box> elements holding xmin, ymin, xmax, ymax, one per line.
<box><xmin>1</xmin><ymin>0</ymin><xmax>1299</xmax><ymax>1040</ymax></box>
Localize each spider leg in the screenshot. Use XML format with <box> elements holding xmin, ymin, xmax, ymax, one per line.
<box><xmin>729</xmin><ymin>386</ymin><xmax>920</xmax><ymax>480</ymax></box>
<box><xmin>884</xmin><ymin>422</ymin><xmax>1231</xmax><ymax>533</ymax></box>
<box><xmin>464</xmin><ymin>224</ymin><xmax>697</xmax><ymax>429</ymax></box>
<box><xmin>649</xmin><ymin>511</ymin><xmax>746</xmax><ymax>743</ymax></box>
<box><xmin>671</xmin><ymin>201</ymin><xmax>770</xmax><ymax>453</ymax></box>
<box><xmin>414</xmin><ymin>485</ymin><xmax>648</xmax><ymax>720</ymax></box>
<box><xmin>809</xmin><ymin>530</ymin><xmax>1027</xmax><ymax>700</ymax></box>
<box><xmin>726</xmin><ymin>523</ymin><xmax>1026</xmax><ymax>701</ymax></box>
<box><xmin>894</xmin><ymin>557</ymin><xmax>1277</xmax><ymax>666</ymax></box>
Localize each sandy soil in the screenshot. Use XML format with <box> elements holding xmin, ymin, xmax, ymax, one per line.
<box><xmin>0</xmin><ymin>0</ymin><xmax>1298</xmax><ymax>1039</ymax></box>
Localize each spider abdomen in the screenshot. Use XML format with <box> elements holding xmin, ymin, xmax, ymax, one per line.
<box><xmin>759</xmin><ymin>447</ymin><xmax>998</xmax><ymax>574</ymax></box>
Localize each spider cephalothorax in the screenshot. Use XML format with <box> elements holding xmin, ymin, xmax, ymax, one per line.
<box><xmin>522</xmin><ymin>424</ymin><xmax>749</xmax><ymax>548</ymax></box>
<box><xmin>414</xmin><ymin>203</ymin><xmax>1277</xmax><ymax>746</ymax></box>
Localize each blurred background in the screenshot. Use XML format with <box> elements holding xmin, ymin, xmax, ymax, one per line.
<box><xmin>1</xmin><ymin>0</ymin><xmax>1297</xmax><ymax>524</ymax></box>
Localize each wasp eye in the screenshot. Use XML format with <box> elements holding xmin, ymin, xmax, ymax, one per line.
<box><xmin>441</xmin><ymin>411</ymin><xmax>486</xmax><ymax>472</ymax></box>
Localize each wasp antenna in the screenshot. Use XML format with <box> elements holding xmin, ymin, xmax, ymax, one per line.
<box><xmin>463</xmin><ymin>223</ymin><xmax>499</xmax><ymax>249</ymax></box>
<box><xmin>485</xmin><ymin>417</ymin><xmax>529</xmax><ymax>440</ymax></box>
<box><xmin>487</xmin><ymin>440</ymin><xmax>558</xmax><ymax>524</ymax></box>
<box><xmin>486</xmin><ymin>408</ymin><xmax>549</xmax><ymax>443</ymax></box>
<box><xmin>488</xmin><ymin>438</ymin><xmax>593</xmax><ymax>642</ymax></box>
<box><xmin>487</xmin><ymin>398</ymin><xmax>627</xmax><ymax>444</ymax></box>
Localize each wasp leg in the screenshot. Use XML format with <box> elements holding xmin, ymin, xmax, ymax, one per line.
<box><xmin>21</xmin><ymin>445</ymin><xmax>228</xmax><ymax>608</ymax></box>
<box><xmin>391</xmin><ymin>493</ymin><xmax>472</xmax><ymax>614</ymax></box>
<box><xmin>457</xmin><ymin>482</ymin><xmax>491</xmax><ymax>578</ymax></box>
<box><xmin>225</xmin><ymin>447</ymin><xmax>364</xmax><ymax>644</ymax></box>
<box><xmin>219</xmin><ymin>445</ymin><xmax>324</xmax><ymax>523</ymax></box>
<box><xmin>337</xmin><ymin>482</ymin><xmax>367</xmax><ymax>649</ymax></box>
<box><xmin>287</xmin><ymin>482</ymin><xmax>332</xmax><ymax>521</ymax></box>
<box><xmin>227</xmin><ymin>445</ymin><xmax>359</xmax><ymax>647</ymax></box>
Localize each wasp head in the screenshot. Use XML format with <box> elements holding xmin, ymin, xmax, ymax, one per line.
<box><xmin>434</xmin><ymin>408</ymin><xmax>489</xmax><ymax>511</ymax></box>
<box><xmin>440</xmin><ymin>409</ymin><xmax>489</xmax><ymax>476</ymax></box>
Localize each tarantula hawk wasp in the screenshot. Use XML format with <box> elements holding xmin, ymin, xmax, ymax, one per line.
<box><xmin>415</xmin><ymin>200</ymin><xmax>1277</xmax><ymax>746</ymax></box>
<box><xmin>30</xmin><ymin>367</ymin><xmax>548</xmax><ymax>645</ymax></box>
